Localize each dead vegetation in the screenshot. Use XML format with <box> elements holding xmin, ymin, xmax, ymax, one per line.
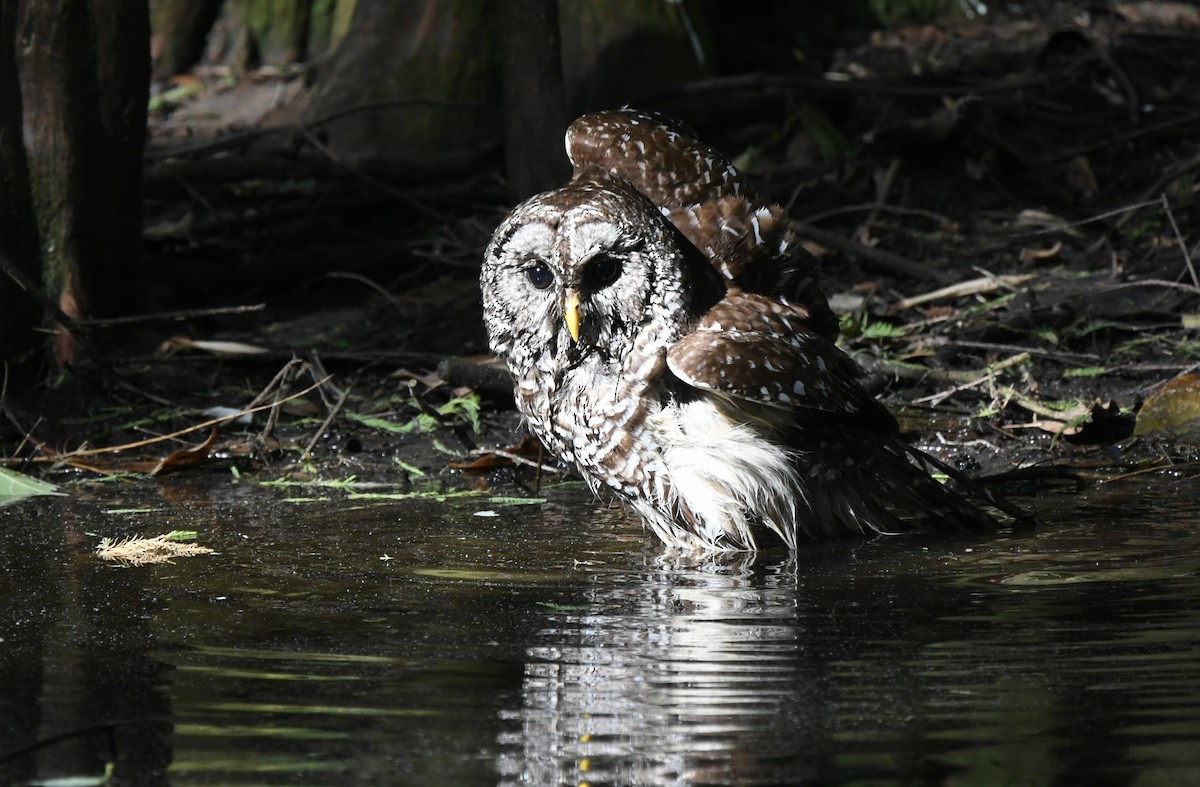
<box><xmin>95</xmin><ymin>531</ymin><xmax>216</xmax><ymax>566</ymax></box>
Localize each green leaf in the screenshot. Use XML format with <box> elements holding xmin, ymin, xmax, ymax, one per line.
<box><xmin>165</xmin><ymin>530</ymin><xmax>199</xmax><ymax>541</ymax></box>
<box><xmin>0</xmin><ymin>467</ymin><xmax>62</xmax><ymax>507</ymax></box>
<box><xmin>345</xmin><ymin>411</ymin><xmax>419</xmax><ymax>434</ymax></box>
<box><xmin>1032</xmin><ymin>328</ymin><xmax>1059</xmax><ymax>345</ymax></box>
<box><xmin>861</xmin><ymin>320</ymin><xmax>908</xmax><ymax>339</ymax></box>
<box><xmin>797</xmin><ymin>101</ymin><xmax>849</xmax><ymax>161</ymax></box>
<box><xmin>1063</xmin><ymin>366</ymin><xmax>1106</xmax><ymax>378</ymax></box>
<box><xmin>488</xmin><ymin>496</ymin><xmax>548</xmax><ymax>506</ymax></box>
<box><xmin>431</xmin><ymin>438</ymin><xmax>462</xmax><ymax>457</ymax></box>
<box><xmin>436</xmin><ymin>393</ymin><xmax>482</xmax><ymax>434</ymax></box>
<box><xmin>393</xmin><ymin>458</ymin><xmax>426</xmax><ymax>477</ymax></box>
<box><xmin>347</xmin><ymin>393</ymin><xmax>482</xmax><ymax>436</ymax></box>
<box><xmin>1077</xmin><ymin>320</ymin><xmax>1122</xmax><ymax>337</ymax></box>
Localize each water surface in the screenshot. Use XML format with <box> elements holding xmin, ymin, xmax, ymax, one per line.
<box><xmin>2</xmin><ymin>474</ymin><xmax>1198</xmax><ymax>785</ymax></box>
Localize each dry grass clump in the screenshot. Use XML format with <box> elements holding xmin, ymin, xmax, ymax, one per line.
<box><xmin>95</xmin><ymin>532</ymin><xmax>215</xmax><ymax>566</ymax></box>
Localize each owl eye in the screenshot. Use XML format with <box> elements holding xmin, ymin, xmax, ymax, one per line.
<box><xmin>585</xmin><ymin>254</ymin><xmax>623</xmax><ymax>290</ymax></box>
<box><xmin>525</xmin><ymin>262</ymin><xmax>555</xmax><ymax>290</ymax></box>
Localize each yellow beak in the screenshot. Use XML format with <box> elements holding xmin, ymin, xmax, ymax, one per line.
<box><xmin>564</xmin><ymin>293</ymin><xmax>581</xmax><ymax>343</ymax></box>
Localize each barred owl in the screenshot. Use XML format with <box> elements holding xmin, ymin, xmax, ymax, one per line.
<box><xmin>481</xmin><ymin>109</ymin><xmax>1025</xmax><ymax>551</ymax></box>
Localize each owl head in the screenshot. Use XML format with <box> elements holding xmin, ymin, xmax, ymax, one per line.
<box><xmin>481</xmin><ymin>173</ymin><xmax>721</xmax><ymax>378</ymax></box>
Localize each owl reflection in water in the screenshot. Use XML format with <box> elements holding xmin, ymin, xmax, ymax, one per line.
<box><xmin>480</xmin><ymin>109</ymin><xmax>1027</xmax><ymax>551</ymax></box>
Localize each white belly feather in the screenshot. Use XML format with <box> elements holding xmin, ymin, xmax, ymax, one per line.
<box><xmin>638</xmin><ymin>397</ymin><xmax>805</xmax><ymax>551</ymax></box>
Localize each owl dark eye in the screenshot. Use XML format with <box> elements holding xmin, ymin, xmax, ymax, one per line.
<box><xmin>525</xmin><ymin>262</ymin><xmax>554</xmax><ymax>290</ymax></box>
<box><xmin>585</xmin><ymin>254</ymin><xmax>623</xmax><ymax>290</ymax></box>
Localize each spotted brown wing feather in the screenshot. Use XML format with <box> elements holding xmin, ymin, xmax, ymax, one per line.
<box><xmin>566</xmin><ymin>109</ymin><xmax>752</xmax><ymax>207</ymax></box>
<box><xmin>667</xmin><ymin>290</ymin><xmax>896</xmax><ymax>432</ymax></box>
<box><xmin>666</xmin><ymin>198</ymin><xmax>839</xmax><ymax>342</ymax></box>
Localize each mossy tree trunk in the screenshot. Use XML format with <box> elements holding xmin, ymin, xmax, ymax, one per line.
<box><xmin>558</xmin><ymin>0</ymin><xmax>709</xmax><ymax>112</ymax></box>
<box><xmin>0</xmin><ymin>0</ymin><xmax>149</xmax><ymax>369</ymax></box>
<box><xmin>149</xmin><ymin>0</ymin><xmax>222</xmax><ymax>80</ymax></box>
<box><xmin>305</xmin><ymin>0</ymin><xmax>500</xmax><ymax>173</ymax></box>
<box><xmin>493</xmin><ymin>0</ymin><xmax>569</xmax><ymax>201</ymax></box>
<box><xmin>0</xmin><ymin>3</ymin><xmax>42</xmax><ymax>371</ymax></box>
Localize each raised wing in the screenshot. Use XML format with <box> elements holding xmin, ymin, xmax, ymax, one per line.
<box><xmin>565</xmin><ymin>109</ymin><xmax>751</xmax><ymax>207</ymax></box>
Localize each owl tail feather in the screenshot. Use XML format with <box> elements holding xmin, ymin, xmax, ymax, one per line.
<box><xmin>794</xmin><ymin>431</ymin><xmax>1037</xmax><ymax>539</ymax></box>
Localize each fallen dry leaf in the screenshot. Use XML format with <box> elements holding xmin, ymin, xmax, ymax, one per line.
<box><xmin>1018</xmin><ymin>240</ymin><xmax>1063</xmax><ymax>264</ymax></box>
<box><xmin>159</xmin><ymin>336</ymin><xmax>269</xmax><ymax>356</ymax></box>
<box><xmin>148</xmin><ymin>427</ymin><xmax>218</xmax><ymax>476</ymax></box>
<box><xmin>453</xmin><ymin>435</ymin><xmax>550</xmax><ymax>471</ymax></box>
<box><xmin>897</xmin><ymin>273</ymin><xmax>1038</xmax><ymax>310</ymax></box>
<box><xmin>1135</xmin><ymin>374</ymin><xmax>1200</xmax><ymax>438</ymax></box>
<box><xmin>1063</xmin><ymin>156</ymin><xmax>1099</xmax><ymax>200</ymax></box>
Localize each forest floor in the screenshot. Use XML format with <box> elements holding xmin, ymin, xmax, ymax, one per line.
<box><xmin>3</xmin><ymin>2</ymin><xmax>1199</xmax><ymax>508</ymax></box>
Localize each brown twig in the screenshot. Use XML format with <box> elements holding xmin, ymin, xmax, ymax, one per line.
<box><xmin>466</xmin><ymin>447</ymin><xmax>564</xmax><ymax>475</ymax></box>
<box><xmin>13</xmin><ymin>375</ymin><xmax>332</xmax><ymax>465</ymax></box>
<box><xmin>638</xmin><ymin>70</ymin><xmax>1053</xmax><ymax>104</ymax></box>
<box><xmin>295</xmin><ymin>125</ymin><xmax>445</xmax><ymax>221</ymax></box>
<box><xmin>791</xmin><ymin>222</ymin><xmax>949</xmax><ymax>283</ymax></box>
<box><xmin>73</xmin><ymin>303</ymin><xmax>266</xmax><ymax>327</ymax></box>
<box><xmin>325</xmin><ymin>272</ymin><xmax>406</xmax><ymax>312</ymax></box>
<box><xmin>896</xmin><ymin>272</ymin><xmax>1038</xmax><ymax>310</ymax></box>
<box><xmin>302</xmin><ymin>385</ymin><xmax>351</xmax><ymax>462</ymax></box>
<box><xmin>1008</xmin><ymin>199</ymin><xmax>1161</xmax><ymax>239</ymax></box>
<box><xmin>1032</xmin><ymin>111</ymin><xmax>1200</xmax><ymax>168</ymax></box>
<box><xmin>145</xmin><ymin>97</ymin><xmax>485</xmax><ymax>161</ymax></box>
<box><xmin>1112</xmin><ymin>152</ymin><xmax>1200</xmax><ymax>232</ymax></box>
<box><xmin>304</xmin><ymin>97</ymin><xmax>486</xmax><ymax>131</ymax></box>
<box><xmin>801</xmin><ymin>201</ymin><xmax>954</xmax><ymax>228</ymax></box>
<box><xmin>854</xmin><ymin>158</ymin><xmax>901</xmax><ymax>246</ymax></box>
<box><xmin>1100</xmin><ymin>279</ymin><xmax>1200</xmax><ymax>297</ymax></box>
<box><xmin>0</xmin><ymin>251</ymin><xmax>79</xmax><ymax>332</ymax></box>
<box><xmin>913</xmin><ymin>352</ymin><xmax>1031</xmax><ymax>407</ymax></box>
<box><xmin>1160</xmin><ymin>192</ymin><xmax>1199</xmax><ymax>291</ymax></box>
<box><xmin>252</xmin><ymin>358</ymin><xmax>309</xmax><ymax>441</ymax></box>
<box><xmin>926</xmin><ymin>337</ymin><xmax>1100</xmax><ymax>365</ymax></box>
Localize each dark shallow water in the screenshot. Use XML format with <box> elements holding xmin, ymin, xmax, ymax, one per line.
<box><xmin>2</xmin><ymin>473</ymin><xmax>1199</xmax><ymax>786</ymax></box>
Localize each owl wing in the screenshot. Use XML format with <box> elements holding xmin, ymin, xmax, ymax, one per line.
<box><xmin>666</xmin><ymin>198</ymin><xmax>840</xmax><ymax>342</ymax></box>
<box><xmin>566</xmin><ymin>109</ymin><xmax>752</xmax><ymax>206</ymax></box>
<box><xmin>667</xmin><ymin>290</ymin><xmax>897</xmax><ymax>433</ymax></box>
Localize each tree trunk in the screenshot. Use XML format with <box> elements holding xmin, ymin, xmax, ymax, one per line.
<box><xmin>0</xmin><ymin>0</ymin><xmax>149</xmax><ymax>369</ymax></box>
<box><xmin>0</xmin><ymin>2</ymin><xmax>43</xmax><ymax>370</ymax></box>
<box><xmin>305</xmin><ymin>0</ymin><xmax>500</xmax><ymax>172</ymax></box>
<box><xmin>494</xmin><ymin>0</ymin><xmax>570</xmax><ymax>201</ymax></box>
<box><xmin>559</xmin><ymin>0</ymin><xmax>710</xmax><ymax>112</ymax></box>
<box><xmin>149</xmin><ymin>0</ymin><xmax>222</xmax><ymax>80</ymax></box>
<box><xmin>241</xmin><ymin>0</ymin><xmax>311</xmax><ymax>65</ymax></box>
